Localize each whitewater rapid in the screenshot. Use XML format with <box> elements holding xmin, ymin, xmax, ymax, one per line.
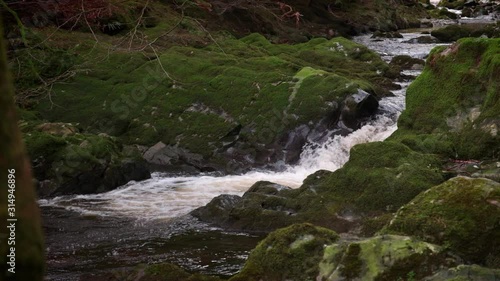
<box><xmin>39</xmin><ymin>85</ymin><xmax>406</xmax><ymax>220</ymax></box>
<box><xmin>40</xmin><ymin>32</ymin><xmax>441</xmax><ymax>221</ymax></box>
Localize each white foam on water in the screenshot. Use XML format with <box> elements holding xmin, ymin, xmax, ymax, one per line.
<box><xmin>353</xmin><ymin>32</ymin><xmax>450</xmax><ymax>62</ymax></box>
<box><xmin>40</xmin><ymin>34</ymin><xmax>438</xmax><ymax>221</ymax></box>
<box><xmin>39</xmin><ymin>88</ymin><xmax>406</xmax><ymax>221</ymax></box>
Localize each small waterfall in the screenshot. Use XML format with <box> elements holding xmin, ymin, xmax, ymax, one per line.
<box><xmin>39</xmin><ymin>83</ymin><xmax>407</xmax><ymax>220</ymax></box>
<box><xmin>40</xmin><ymin>33</ymin><xmax>441</xmax><ymax>221</ymax></box>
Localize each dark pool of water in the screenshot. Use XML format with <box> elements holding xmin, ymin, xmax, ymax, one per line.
<box><xmin>42</xmin><ymin>206</ymin><xmax>263</xmax><ymax>281</ymax></box>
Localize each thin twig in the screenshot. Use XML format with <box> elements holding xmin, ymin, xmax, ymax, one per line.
<box><xmin>82</xmin><ymin>0</ymin><xmax>99</xmax><ymax>42</ymax></box>
<box><xmin>149</xmin><ymin>44</ymin><xmax>178</xmax><ymax>84</ymax></box>
<box><xmin>128</xmin><ymin>0</ymin><xmax>149</xmax><ymax>50</ymax></box>
<box><xmin>192</xmin><ymin>18</ymin><xmax>226</xmax><ymax>55</ymax></box>
<box><xmin>138</xmin><ymin>8</ymin><xmax>185</xmax><ymax>51</ymax></box>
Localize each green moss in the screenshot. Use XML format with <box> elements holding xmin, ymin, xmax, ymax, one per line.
<box><xmin>231</xmin><ymin>223</ymin><xmax>339</xmax><ymax>281</ymax></box>
<box><xmin>383</xmin><ymin>177</ymin><xmax>500</xmax><ymax>267</ymax></box>
<box><xmin>313</xmin><ymin>141</ymin><xmax>444</xmax><ymax>213</ymax></box>
<box><xmin>396</xmin><ymin>38</ymin><xmax>500</xmax><ymax>160</ymax></box>
<box><xmin>30</xmin><ymin>33</ymin><xmax>390</xmax><ymax>159</ymax></box>
<box><xmin>23</xmin><ymin>131</ymin><xmax>67</xmax><ymax>161</ymax></box>
<box><xmin>339</xmin><ymin>243</ymin><xmax>362</xmax><ymax>279</ymax></box>
<box><xmin>11</xmin><ymin>46</ymin><xmax>78</xmax><ymax>95</ymax></box>
<box><xmin>319</xmin><ymin>235</ymin><xmax>451</xmax><ymax>281</ymax></box>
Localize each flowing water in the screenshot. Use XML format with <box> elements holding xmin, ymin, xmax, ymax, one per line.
<box><xmin>41</xmin><ymin>30</ymin><xmax>452</xmax><ymax>280</ymax></box>
<box><xmin>42</xmin><ymin>31</ymin><xmax>448</xmax><ymax>221</ymax></box>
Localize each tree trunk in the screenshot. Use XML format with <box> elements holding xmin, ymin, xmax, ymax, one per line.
<box><xmin>0</xmin><ymin>15</ymin><xmax>45</xmax><ymax>281</ymax></box>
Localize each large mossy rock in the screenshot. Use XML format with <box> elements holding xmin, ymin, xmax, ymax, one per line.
<box><xmin>430</xmin><ymin>23</ymin><xmax>500</xmax><ymax>42</ymax></box>
<box><xmin>22</xmin><ymin>122</ymin><xmax>151</xmax><ymax>196</ymax></box>
<box><xmin>383</xmin><ymin>177</ymin><xmax>500</xmax><ymax>267</ymax></box>
<box><xmin>191</xmin><ymin>181</ymin><xmax>303</xmax><ymax>231</ymax></box>
<box><xmin>192</xmin><ymin>141</ymin><xmax>444</xmax><ymax>232</ymax></box>
<box><xmin>392</xmin><ymin>38</ymin><xmax>500</xmax><ymax>161</ymax></box>
<box><xmin>230</xmin><ymin>223</ymin><xmax>339</xmax><ymax>281</ymax></box>
<box><xmin>319</xmin><ymin>235</ymin><xmax>457</xmax><ymax>281</ymax></box>
<box><xmin>231</xmin><ymin>226</ymin><xmax>456</xmax><ymax>281</ymax></box>
<box><xmin>34</xmin><ymin>33</ymin><xmax>395</xmax><ymax>173</ymax></box>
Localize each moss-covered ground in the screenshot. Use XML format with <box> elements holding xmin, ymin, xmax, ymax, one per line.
<box><xmin>27</xmin><ymin>32</ymin><xmax>392</xmax><ymax>161</ymax></box>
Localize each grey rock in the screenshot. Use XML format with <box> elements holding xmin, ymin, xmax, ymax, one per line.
<box><xmin>340</xmin><ymin>89</ymin><xmax>379</xmax><ymax>130</ymax></box>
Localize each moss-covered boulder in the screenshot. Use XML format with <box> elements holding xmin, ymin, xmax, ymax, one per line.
<box><xmin>383</xmin><ymin>177</ymin><xmax>500</xmax><ymax>267</ymax></box>
<box><xmin>393</xmin><ymin>38</ymin><xmax>500</xmax><ymax>161</ymax></box>
<box><xmin>319</xmin><ymin>235</ymin><xmax>457</xmax><ymax>281</ymax></box>
<box><xmin>231</xmin><ymin>229</ymin><xmax>456</xmax><ymax>281</ymax></box>
<box><xmin>430</xmin><ymin>23</ymin><xmax>500</xmax><ymax>42</ymax></box>
<box><xmin>307</xmin><ymin>141</ymin><xmax>444</xmax><ymax>214</ymax></box>
<box><xmin>191</xmin><ymin>180</ymin><xmax>303</xmax><ymax>231</ymax></box>
<box><xmin>230</xmin><ymin>223</ymin><xmax>339</xmax><ymax>281</ymax></box>
<box><xmin>22</xmin><ymin>122</ymin><xmax>150</xmax><ymax>196</ymax></box>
